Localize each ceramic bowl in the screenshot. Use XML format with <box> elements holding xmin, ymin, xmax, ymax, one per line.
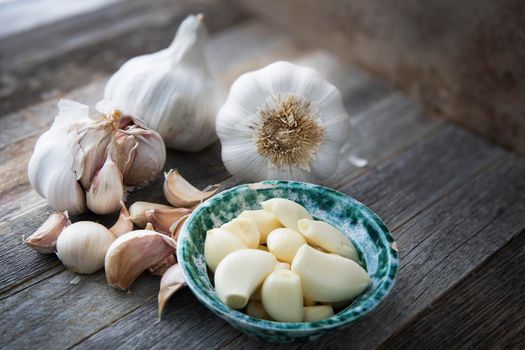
<box><xmin>177</xmin><ymin>180</ymin><xmax>399</xmax><ymax>342</ymax></box>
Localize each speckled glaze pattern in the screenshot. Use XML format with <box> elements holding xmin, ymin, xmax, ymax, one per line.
<box><xmin>177</xmin><ymin>181</ymin><xmax>399</xmax><ymax>343</ymax></box>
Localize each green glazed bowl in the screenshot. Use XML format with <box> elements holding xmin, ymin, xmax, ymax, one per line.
<box><xmin>177</xmin><ymin>180</ymin><xmax>399</xmax><ymax>343</ymax></box>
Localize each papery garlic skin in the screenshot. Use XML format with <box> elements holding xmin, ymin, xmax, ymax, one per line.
<box><xmin>216</xmin><ymin>61</ymin><xmax>351</xmax><ymax>183</ymax></box>
<box><xmin>129</xmin><ymin>201</ymin><xmax>173</xmax><ymax>228</ymax></box>
<box><xmin>158</xmin><ymin>263</ymin><xmax>186</xmax><ymax>319</ymax></box>
<box><xmin>260</xmin><ymin>198</ymin><xmax>312</xmax><ymax>231</ymax></box>
<box><xmin>204</xmin><ymin>228</ymin><xmax>247</xmax><ymax>272</ymax></box>
<box><xmin>238</xmin><ymin>210</ymin><xmax>282</xmax><ymax>244</ymax></box>
<box><xmin>220</xmin><ymin>217</ymin><xmax>260</xmax><ymax>249</ymax></box>
<box><xmin>102</xmin><ymin>14</ymin><xmax>221</xmax><ymax>152</ymax></box>
<box><xmin>291</xmin><ymin>244</ymin><xmax>371</xmax><ymax>302</ymax></box>
<box><xmin>261</xmin><ymin>269</ymin><xmax>304</xmax><ymax>322</ymax></box>
<box><xmin>56</xmin><ymin>221</ymin><xmax>115</xmax><ymax>274</ymax></box>
<box><xmin>297</xmin><ymin>219</ymin><xmax>359</xmax><ymax>262</ymax></box>
<box><xmin>214</xmin><ymin>249</ymin><xmax>276</xmax><ymax>309</ymax></box>
<box><xmin>266</xmin><ymin>228</ymin><xmax>306</xmax><ymax>264</ymax></box>
<box><xmin>28</xmin><ymin>99</ymin><xmax>166</xmax><ymax>215</ymax></box>
<box><xmin>25</xmin><ymin>211</ymin><xmax>70</xmax><ymax>254</ymax></box>
<box><xmin>303</xmin><ymin>305</ymin><xmax>334</xmax><ymax>322</ymax></box>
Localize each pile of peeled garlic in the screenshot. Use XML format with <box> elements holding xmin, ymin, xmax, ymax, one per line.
<box><xmin>205</xmin><ymin>198</ymin><xmax>371</xmax><ymax>323</ymax></box>
<box><xmin>24</xmin><ymin>170</ymin><xmax>218</xmax><ymax>317</ymax></box>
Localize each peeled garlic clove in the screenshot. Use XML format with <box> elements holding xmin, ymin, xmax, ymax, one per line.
<box><xmin>291</xmin><ymin>244</ymin><xmax>371</xmax><ymax>302</ymax></box>
<box><xmin>215</xmin><ymin>249</ymin><xmax>276</xmax><ymax>309</ymax></box>
<box><xmin>158</xmin><ymin>263</ymin><xmax>186</xmax><ymax>319</ymax></box>
<box><xmin>163</xmin><ymin>169</ymin><xmax>219</xmax><ymax>207</ymax></box>
<box><xmin>102</xmin><ymin>14</ymin><xmax>222</xmax><ymax>152</ymax></box>
<box><xmin>56</xmin><ymin>221</ymin><xmax>115</xmax><ymax>274</ymax></box>
<box><xmin>145</xmin><ymin>207</ymin><xmax>193</xmax><ymax>235</ymax></box>
<box><xmin>148</xmin><ymin>254</ymin><xmax>176</xmax><ymax>276</ymax></box>
<box><xmin>110</xmin><ymin>201</ymin><xmax>133</xmax><ymax>237</ymax></box>
<box><xmin>204</xmin><ymin>228</ymin><xmax>247</xmax><ymax>272</ymax></box>
<box><xmin>220</xmin><ymin>217</ymin><xmax>260</xmax><ymax>248</ymax></box>
<box><xmin>297</xmin><ymin>219</ymin><xmax>359</xmax><ymax>262</ymax></box>
<box><xmin>25</xmin><ymin>211</ymin><xmax>70</xmax><ymax>254</ymax></box>
<box><xmin>129</xmin><ymin>201</ymin><xmax>173</xmax><ymax>228</ymax></box>
<box><xmin>274</xmin><ymin>262</ymin><xmax>291</xmax><ymax>270</ymax></box>
<box><xmin>238</xmin><ymin>210</ymin><xmax>282</xmax><ymax>244</ymax></box>
<box><xmin>169</xmin><ymin>214</ymin><xmax>190</xmax><ymax>241</ymax></box>
<box><xmin>105</xmin><ymin>230</ymin><xmax>177</xmax><ymax>290</ymax></box>
<box><xmin>260</xmin><ymin>198</ymin><xmax>312</xmax><ymax>231</ymax></box>
<box><xmin>266</xmin><ymin>228</ymin><xmax>306</xmax><ymax>264</ymax></box>
<box><xmin>216</xmin><ymin>61</ymin><xmax>351</xmax><ymax>183</ymax></box>
<box><xmin>303</xmin><ymin>305</ymin><xmax>334</xmax><ymax>322</ymax></box>
<box><xmin>261</xmin><ymin>269</ymin><xmax>304</xmax><ymax>322</ymax></box>
<box><xmin>246</xmin><ymin>300</ymin><xmax>270</xmax><ymax>320</ymax></box>
<box><xmin>86</xmin><ymin>154</ymin><xmax>125</xmax><ymax>214</ymax></box>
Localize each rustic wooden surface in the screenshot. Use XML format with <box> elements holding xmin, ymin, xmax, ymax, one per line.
<box><xmin>1</xmin><ymin>1</ymin><xmax>524</xmax><ymax>349</ymax></box>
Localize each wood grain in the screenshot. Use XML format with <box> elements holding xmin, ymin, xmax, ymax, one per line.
<box><xmin>379</xmin><ymin>229</ymin><xmax>525</xmax><ymax>350</ymax></box>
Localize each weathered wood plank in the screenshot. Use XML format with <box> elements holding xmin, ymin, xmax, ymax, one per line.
<box><xmin>379</xmin><ymin>229</ymin><xmax>525</xmax><ymax>350</ymax></box>
<box><xmin>74</xmin><ymin>127</ymin><xmax>508</xmax><ymax>349</ymax></box>
<box><xmin>0</xmin><ymin>0</ymin><xmax>248</xmax><ymax>116</ymax></box>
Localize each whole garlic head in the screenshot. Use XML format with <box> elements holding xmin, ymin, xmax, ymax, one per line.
<box><xmin>100</xmin><ymin>14</ymin><xmax>222</xmax><ymax>152</ymax></box>
<box><xmin>216</xmin><ymin>61</ymin><xmax>351</xmax><ymax>183</ymax></box>
<box><xmin>28</xmin><ymin>99</ymin><xmax>166</xmax><ymax>215</ymax></box>
<box><xmin>56</xmin><ymin>221</ymin><xmax>115</xmax><ymax>274</ymax></box>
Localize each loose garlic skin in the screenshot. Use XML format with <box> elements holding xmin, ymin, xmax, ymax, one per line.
<box><xmin>297</xmin><ymin>219</ymin><xmax>359</xmax><ymax>262</ymax></box>
<box><xmin>303</xmin><ymin>305</ymin><xmax>334</xmax><ymax>322</ymax></box>
<box><xmin>214</xmin><ymin>249</ymin><xmax>276</xmax><ymax>309</ymax></box>
<box><xmin>260</xmin><ymin>198</ymin><xmax>312</xmax><ymax>231</ymax></box>
<box><xmin>261</xmin><ymin>269</ymin><xmax>304</xmax><ymax>322</ymax></box>
<box><xmin>266</xmin><ymin>228</ymin><xmax>306</xmax><ymax>264</ymax></box>
<box><xmin>204</xmin><ymin>228</ymin><xmax>247</xmax><ymax>272</ymax></box>
<box><xmin>220</xmin><ymin>217</ymin><xmax>260</xmax><ymax>248</ymax></box>
<box><xmin>56</xmin><ymin>222</ymin><xmax>115</xmax><ymax>274</ymax></box>
<box><xmin>238</xmin><ymin>210</ymin><xmax>282</xmax><ymax>244</ymax></box>
<box><xmin>292</xmin><ymin>244</ymin><xmax>371</xmax><ymax>302</ymax></box>
<box><xmin>216</xmin><ymin>61</ymin><xmax>351</xmax><ymax>183</ymax></box>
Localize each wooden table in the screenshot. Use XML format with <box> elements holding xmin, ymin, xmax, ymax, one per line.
<box><xmin>1</xmin><ymin>1</ymin><xmax>524</xmax><ymax>349</ymax></box>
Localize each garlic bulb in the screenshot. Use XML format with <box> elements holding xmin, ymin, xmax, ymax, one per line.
<box><xmin>101</xmin><ymin>14</ymin><xmax>222</xmax><ymax>151</ymax></box>
<box><xmin>216</xmin><ymin>61</ymin><xmax>351</xmax><ymax>183</ymax></box>
<box><xmin>28</xmin><ymin>99</ymin><xmax>166</xmax><ymax>215</ymax></box>
<box><xmin>56</xmin><ymin>221</ymin><xmax>115</xmax><ymax>274</ymax></box>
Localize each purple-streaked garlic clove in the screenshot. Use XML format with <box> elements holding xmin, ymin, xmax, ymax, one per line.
<box><xmin>129</xmin><ymin>201</ymin><xmax>173</xmax><ymax>228</ymax></box>
<box><xmin>148</xmin><ymin>254</ymin><xmax>176</xmax><ymax>276</ymax></box>
<box><xmin>145</xmin><ymin>207</ymin><xmax>193</xmax><ymax>235</ymax></box>
<box><xmin>109</xmin><ymin>201</ymin><xmax>133</xmax><ymax>237</ymax></box>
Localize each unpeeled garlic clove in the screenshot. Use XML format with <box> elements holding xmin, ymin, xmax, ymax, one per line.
<box><xmin>145</xmin><ymin>207</ymin><xmax>193</xmax><ymax>235</ymax></box>
<box><xmin>297</xmin><ymin>219</ymin><xmax>359</xmax><ymax>262</ymax></box>
<box><xmin>56</xmin><ymin>221</ymin><xmax>116</xmax><ymax>274</ymax></box>
<box><xmin>291</xmin><ymin>244</ymin><xmax>371</xmax><ymax>302</ymax></box>
<box><xmin>149</xmin><ymin>254</ymin><xmax>176</xmax><ymax>276</ymax></box>
<box><xmin>261</xmin><ymin>269</ymin><xmax>304</xmax><ymax>322</ymax></box>
<box><xmin>163</xmin><ymin>169</ymin><xmax>219</xmax><ymax>207</ymax></box>
<box><xmin>158</xmin><ymin>263</ymin><xmax>186</xmax><ymax>319</ymax></box>
<box><xmin>214</xmin><ymin>249</ymin><xmax>276</xmax><ymax>309</ymax></box>
<box><xmin>260</xmin><ymin>198</ymin><xmax>312</xmax><ymax>231</ymax></box>
<box><xmin>204</xmin><ymin>228</ymin><xmax>247</xmax><ymax>272</ymax></box>
<box><xmin>303</xmin><ymin>305</ymin><xmax>334</xmax><ymax>322</ymax></box>
<box><xmin>266</xmin><ymin>228</ymin><xmax>306</xmax><ymax>264</ymax></box>
<box><xmin>169</xmin><ymin>214</ymin><xmax>190</xmax><ymax>241</ymax></box>
<box><xmin>86</xmin><ymin>153</ymin><xmax>125</xmax><ymax>214</ymax></box>
<box><xmin>105</xmin><ymin>230</ymin><xmax>177</xmax><ymax>290</ymax></box>
<box><xmin>25</xmin><ymin>211</ymin><xmax>70</xmax><ymax>254</ymax></box>
<box><xmin>145</xmin><ymin>222</ymin><xmax>155</xmax><ymax>231</ymax></box>
<box><xmin>246</xmin><ymin>300</ymin><xmax>270</xmax><ymax>320</ymax></box>
<box><xmin>129</xmin><ymin>201</ymin><xmax>173</xmax><ymax>228</ymax></box>
<box><xmin>220</xmin><ymin>217</ymin><xmax>260</xmax><ymax>248</ymax></box>
<box><xmin>238</xmin><ymin>210</ymin><xmax>282</xmax><ymax>244</ymax></box>
<box><xmin>110</xmin><ymin>201</ymin><xmax>133</xmax><ymax>237</ymax></box>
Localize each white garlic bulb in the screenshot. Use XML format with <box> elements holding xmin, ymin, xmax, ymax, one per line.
<box><xmin>101</xmin><ymin>14</ymin><xmax>222</xmax><ymax>152</ymax></box>
<box><xmin>28</xmin><ymin>99</ymin><xmax>166</xmax><ymax>215</ymax></box>
<box><xmin>216</xmin><ymin>61</ymin><xmax>351</xmax><ymax>183</ymax></box>
<box><xmin>56</xmin><ymin>221</ymin><xmax>115</xmax><ymax>274</ymax></box>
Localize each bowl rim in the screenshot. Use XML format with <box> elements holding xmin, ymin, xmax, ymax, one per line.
<box><xmin>177</xmin><ymin>180</ymin><xmax>399</xmax><ymax>332</ymax></box>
